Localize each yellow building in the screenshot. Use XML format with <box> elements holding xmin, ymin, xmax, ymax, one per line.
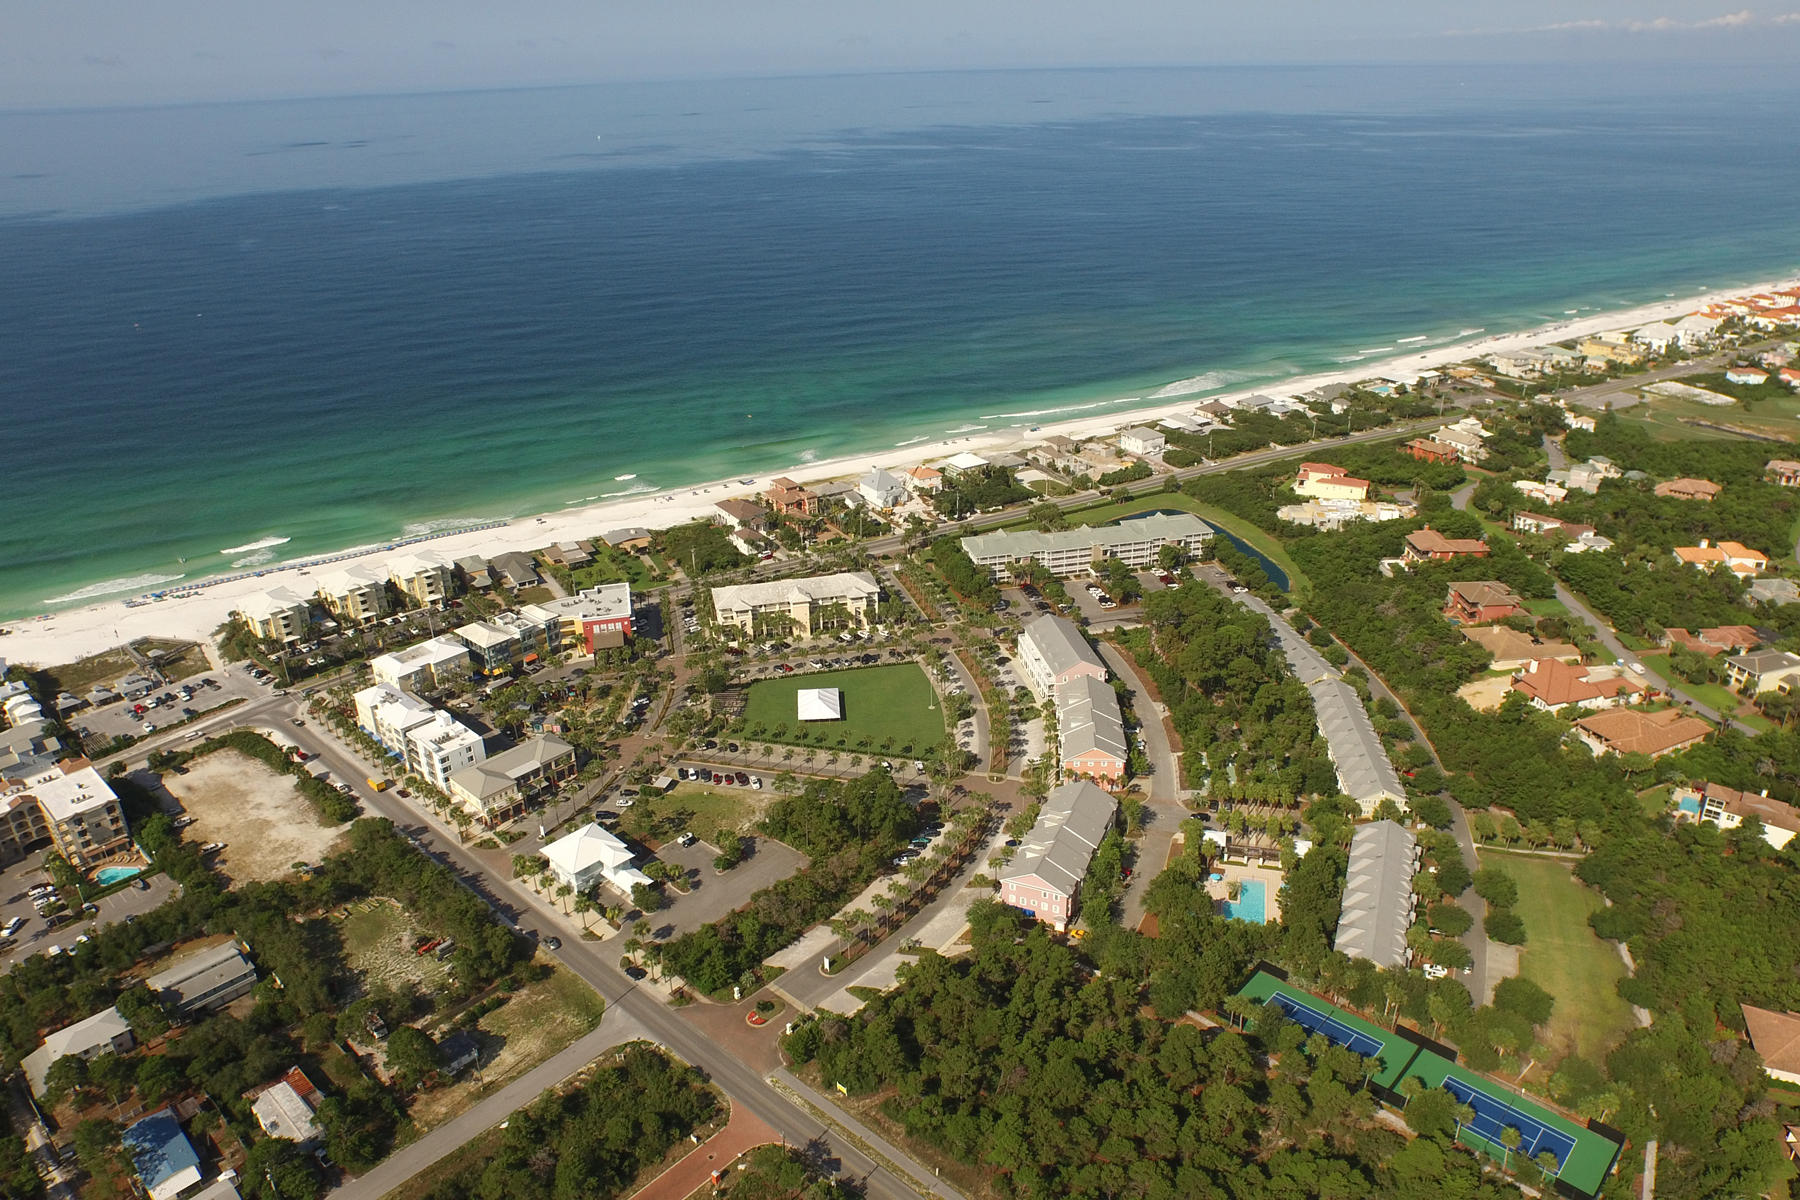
<box><xmin>314</xmin><ymin>563</ymin><xmax>390</xmax><ymax>624</ymax></box>
<box><xmin>387</xmin><ymin>551</ymin><xmax>454</xmax><ymax>609</ymax></box>
<box><xmin>235</xmin><ymin>586</ymin><xmax>312</xmax><ymax>643</ymax></box>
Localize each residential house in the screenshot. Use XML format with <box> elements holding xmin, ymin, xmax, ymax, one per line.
<box><xmin>1460</xmin><ymin>625</ymin><xmax>1582</xmax><ymax>673</ymax></box>
<box><xmin>1562</xmin><ymin>409</ymin><xmax>1597</xmax><ymax>433</ymax></box>
<box><xmin>1294</xmin><ymin>463</ymin><xmax>1371</xmax><ymax>501</ymax></box>
<box><xmin>1750</xmin><ymin>577</ymin><xmax>1800</xmax><ymax>606</ymax></box>
<box><xmin>601</xmin><ymin>528</ymin><xmax>654</xmax><ymax>551</ymax></box>
<box><xmin>1053</xmin><ymin>675</ymin><xmax>1129</xmax><ymax>786</ymax></box>
<box><xmin>122</xmin><ymin>1111</ymin><xmax>204</xmax><ymax>1200</ymax></box>
<box><xmin>1403</xmin><ymin>437</ymin><xmax>1461</xmax><ymax>464</ymax></box>
<box><xmin>857</xmin><ymin>468</ymin><xmax>909</xmax><ymax>509</ymax></box>
<box><xmin>942</xmin><ymin>451</ymin><xmax>990</xmax><ymax>475</ymax></box>
<box><xmin>1654</xmin><ymin>477</ymin><xmax>1722</xmax><ymax>502</ymax></box>
<box><xmin>521</xmin><ymin>583</ymin><xmax>634</xmax><ymax>652</ymax></box>
<box><xmin>1674</xmin><ymin>539</ymin><xmax>1767</xmax><ymax>577</ymax></box>
<box><xmin>765</xmin><ymin>477</ymin><xmax>819</xmax><ymax>516</ymax></box>
<box><xmin>1662</xmin><ymin>626</ymin><xmax>1759</xmax><ymax>657</ymax></box>
<box><xmin>147</xmin><ymin>940</ymin><xmax>259</xmax><ymax>1014</ymax></box>
<box><xmin>235</xmin><ymin>587</ymin><xmax>312</xmax><ymax>643</ymax></box>
<box><xmin>1487</xmin><ymin>348</ymin><xmax>1555</xmax><ymax>378</ymax></box>
<box><xmin>1577</xmin><ymin>333</ymin><xmax>1646</xmax><ymax>365</ymax></box>
<box><xmin>313</xmin><ymin>562</ymin><xmax>390</xmax><ymax>624</ymax></box>
<box><xmin>441</xmin><ymin>1030</ymin><xmax>482</xmax><ymax>1075</ymax></box>
<box><xmin>387</xmin><ymin>550</ymin><xmax>455</xmax><ymax>608</ymax></box>
<box><xmin>543</xmin><ymin>541</ymin><xmax>593</xmax><ymax>569</ymax></box>
<box><xmin>1015</xmin><ymin>614</ymin><xmax>1107</xmax><ymax>700</ymax></box>
<box><xmin>714</xmin><ymin>498</ymin><xmax>768</xmax><ymax>531</ymax></box>
<box><xmin>1565</xmin><ymin>456</ymin><xmax>1621</xmax><ymax>494</ymax></box>
<box><xmin>729</xmin><ymin>527</ymin><xmax>770</xmax><ymax>559</ymax></box>
<box><xmin>1432</xmin><ymin>427</ymin><xmax>1488</xmax><ymax>463</ymax></box>
<box><xmin>454</xmin><ymin>555</ymin><xmax>494</xmax><ymax>590</ymax></box>
<box><xmin>21</xmin><ymin>1006</ymin><xmax>135</xmax><ymax>1095</ymax></box>
<box><xmin>1275</xmin><ymin>498</ymin><xmax>1415</xmax><ymax>530</ymax></box>
<box><xmin>1726</xmin><ymin>366</ymin><xmax>1770</xmax><ymax>386</ymax></box>
<box><xmin>9</xmin><ymin>762</ymin><xmax>131</xmax><ymax>869</ymax></box>
<box><xmin>999</xmin><ymin>781</ymin><xmax>1117</xmax><ymax>932</ymax></box>
<box><xmin>1742</xmin><ymin>1005</ymin><xmax>1800</xmax><ymax>1087</ymax></box>
<box><xmin>1443</xmin><ymin>580</ymin><xmax>1524</xmax><ymax>624</ymax></box>
<box><xmin>1403</xmin><ymin>528</ymin><xmax>1489</xmax><ymax>563</ymax></box>
<box><xmin>710</xmin><ymin>571</ymin><xmax>881</xmax><ymax>637</ymax></box>
<box><xmin>1332</xmin><ymin>820</ymin><xmax>1419</xmax><ymax>970</ymax></box>
<box><xmin>1673</xmin><ymin>783</ymin><xmax>1800</xmax><ymax>850</ymax></box>
<box><xmin>1781</xmin><ymin>368</ymin><xmax>1800</xmax><ymax>390</ymax></box>
<box><xmin>1511</xmin><ymin>658</ymin><xmax>1644</xmax><ymax>712</ymax></box>
<box><xmin>251</xmin><ymin>1067</ymin><xmax>325</xmax><ymax>1144</ymax></box>
<box><xmin>1672</xmin><ymin>312</ymin><xmax>1724</xmax><ymax>346</ymax></box>
<box><xmin>1118</xmin><ymin>426</ymin><xmax>1167</xmax><ymax>457</ymax></box>
<box><xmin>1630</xmin><ymin>320</ymin><xmax>1682</xmax><ymax>351</ymax></box>
<box><xmin>540</xmin><ymin>822</ymin><xmax>652</xmax><ymax>896</ymax></box>
<box><xmin>488</xmin><ymin>551</ymin><xmax>541</xmax><ymax>589</ymax></box>
<box><xmin>1768</xmin><ymin>459</ymin><xmax>1800</xmax><ymax>488</ymax></box>
<box><xmin>902</xmin><ymin>465</ymin><xmax>944</xmax><ymax>493</ymax></box>
<box><xmin>448</xmin><ymin>735</ymin><xmax>577</xmax><ymax>827</ymax></box>
<box><xmin>961</xmin><ymin>513</ymin><xmax>1211</xmax><ymax>579</ymax></box>
<box><xmin>1723</xmin><ymin>649</ymin><xmax>1800</xmax><ymax>694</ymax></box>
<box><xmin>1513</xmin><ymin>510</ymin><xmax>1584</xmax><ymax>538</ymax></box>
<box><xmin>1573</xmin><ymin>708</ymin><xmax>1711</xmax><ymax>759</ymax></box>
<box><xmin>369</xmin><ymin>636</ymin><xmax>473</xmax><ymax>692</ymax></box>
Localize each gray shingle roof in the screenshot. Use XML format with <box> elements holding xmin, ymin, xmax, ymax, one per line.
<box><xmin>1055</xmin><ymin>675</ymin><xmax>1128</xmax><ymax>764</ymax></box>
<box><xmin>1333</xmin><ymin>820</ymin><xmax>1418</xmax><ymax>969</ymax></box>
<box><xmin>1019</xmin><ymin>614</ymin><xmax>1106</xmax><ymax>680</ymax></box>
<box><xmin>1001</xmin><ymin>781</ymin><xmax>1118</xmax><ymax>897</ymax></box>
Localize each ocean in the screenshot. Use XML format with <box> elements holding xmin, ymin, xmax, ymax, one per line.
<box><xmin>4</xmin><ymin>65</ymin><xmax>1800</xmax><ymax>622</ymax></box>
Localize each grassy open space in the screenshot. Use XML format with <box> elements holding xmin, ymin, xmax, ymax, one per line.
<box><xmin>1057</xmin><ymin>491</ymin><xmax>1312</xmax><ymax>598</ymax></box>
<box><xmin>1618</xmin><ymin>388</ymin><xmax>1800</xmax><ymax>442</ymax></box>
<box><xmin>618</xmin><ymin>782</ymin><xmax>767</xmax><ymax>847</ymax></box>
<box><xmin>741</xmin><ymin>663</ymin><xmax>944</xmax><ymax>754</ymax></box>
<box><xmin>338</xmin><ymin>896</ymin><xmax>453</xmax><ymax>994</ymax></box>
<box><xmin>1637</xmin><ymin>653</ymin><xmax>1774</xmax><ymax>732</ymax></box>
<box><xmin>1478</xmin><ymin>851</ymin><xmax>1640</xmax><ymax>1064</ymax></box>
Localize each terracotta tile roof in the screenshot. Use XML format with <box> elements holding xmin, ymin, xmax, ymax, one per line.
<box><xmin>1406</xmin><ymin>529</ymin><xmax>1488</xmax><ymax>556</ymax></box>
<box><xmin>1743</xmin><ymin>1004</ymin><xmax>1800</xmax><ymax>1077</ymax></box>
<box><xmin>1655</xmin><ymin>477</ymin><xmax>1722</xmax><ymax>500</ymax></box>
<box><xmin>1513</xmin><ymin>659</ymin><xmax>1643</xmax><ymax>708</ymax></box>
<box><xmin>1574</xmin><ymin>708</ymin><xmax>1710</xmax><ymax>757</ymax></box>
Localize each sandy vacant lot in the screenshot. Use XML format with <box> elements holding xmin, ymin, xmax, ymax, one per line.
<box><xmin>1456</xmin><ymin>675</ymin><xmax>1515</xmax><ymax>713</ymax></box>
<box><xmin>167</xmin><ymin>749</ymin><xmax>348</xmax><ymax>883</ymax></box>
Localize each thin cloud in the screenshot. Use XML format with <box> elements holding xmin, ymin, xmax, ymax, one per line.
<box><xmin>1443</xmin><ymin>8</ymin><xmax>1784</xmax><ymax>37</ymax></box>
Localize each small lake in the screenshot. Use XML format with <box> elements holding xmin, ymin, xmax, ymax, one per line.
<box><xmin>1124</xmin><ymin>510</ymin><xmax>1290</xmax><ymax>591</ymax></box>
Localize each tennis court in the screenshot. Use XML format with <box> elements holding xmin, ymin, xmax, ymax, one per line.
<box><xmin>1234</xmin><ymin>969</ymin><xmax>1416</xmax><ymax>1089</ymax></box>
<box><xmin>1443</xmin><ymin>1076</ymin><xmax>1576</xmax><ymax>1168</ymax></box>
<box><xmin>1267</xmin><ymin>992</ymin><xmax>1385</xmax><ymax>1058</ymax></box>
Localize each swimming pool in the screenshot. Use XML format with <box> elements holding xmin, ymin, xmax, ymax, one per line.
<box><xmin>1676</xmin><ymin>794</ymin><xmax>1701</xmax><ymax>815</ymax></box>
<box><xmin>95</xmin><ymin>865</ymin><xmax>142</xmax><ymax>887</ymax></box>
<box><xmin>1221</xmin><ymin>879</ymin><xmax>1267</xmax><ymax>923</ymax></box>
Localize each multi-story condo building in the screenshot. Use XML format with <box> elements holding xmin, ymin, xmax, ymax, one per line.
<box><xmin>1015</xmin><ymin>614</ymin><xmax>1107</xmax><ymax>700</ymax></box>
<box><xmin>235</xmin><ymin>587</ymin><xmax>313</xmax><ymax>643</ymax></box>
<box><xmin>368</xmin><ymin>636</ymin><xmax>473</xmax><ymax>693</ymax></box>
<box><xmin>448</xmin><ymin>735</ymin><xmax>577</xmax><ymax>827</ymax></box>
<box><xmin>387</xmin><ymin>550</ymin><xmax>456</xmax><ymax>608</ymax></box>
<box><xmin>454</xmin><ymin>611</ymin><xmax>556</xmax><ymax>676</ymax></box>
<box><xmin>2</xmin><ymin>762</ymin><xmax>131</xmax><ymax>868</ymax></box>
<box><xmin>520</xmin><ymin>584</ymin><xmax>633</xmax><ymax>653</ymax></box>
<box><xmin>710</xmin><ymin>572</ymin><xmax>881</xmax><ymax>638</ymax></box>
<box><xmin>999</xmin><ymin>781</ymin><xmax>1117</xmax><ymax>931</ymax></box>
<box><xmin>960</xmin><ymin>513</ymin><xmax>1211</xmax><ymax>580</ymax></box>
<box><xmin>313</xmin><ymin>563</ymin><xmax>390</xmax><ymax>624</ymax></box>
<box><xmin>403</xmin><ymin>711</ymin><xmax>486</xmax><ymax>791</ymax></box>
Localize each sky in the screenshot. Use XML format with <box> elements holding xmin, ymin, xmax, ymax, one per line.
<box><xmin>6</xmin><ymin>1</ymin><xmax>1800</xmax><ymax>109</ymax></box>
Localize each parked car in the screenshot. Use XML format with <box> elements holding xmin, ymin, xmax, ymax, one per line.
<box><xmin>750</xmin><ymin>776</ymin><xmax>762</xmax><ymax>790</ymax></box>
<box><xmin>676</xmin><ymin>832</ymin><xmax>697</xmax><ymax>847</ymax></box>
<box><xmin>734</xmin><ymin>771</ymin><xmax>749</xmax><ymax>786</ymax></box>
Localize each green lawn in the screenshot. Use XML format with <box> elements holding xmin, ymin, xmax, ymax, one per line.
<box><xmin>1522</xmin><ymin>598</ymin><xmax>1571</xmax><ymax>619</ymax></box>
<box><xmin>740</xmin><ymin>663</ymin><xmax>945</xmax><ymax>755</ymax></box>
<box><xmin>618</xmin><ymin>783</ymin><xmax>761</xmax><ymax>846</ymax></box>
<box><xmin>1637</xmin><ymin>654</ymin><xmax>1774</xmax><ymax>732</ymax></box>
<box><xmin>1478</xmin><ymin>851</ymin><xmax>1640</xmax><ymax>1064</ymax></box>
<box><xmin>1056</xmin><ymin>492</ymin><xmax>1312</xmax><ymax>598</ymax></box>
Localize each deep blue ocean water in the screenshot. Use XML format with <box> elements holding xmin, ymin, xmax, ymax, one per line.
<box><xmin>4</xmin><ymin>67</ymin><xmax>1800</xmax><ymax>621</ymax></box>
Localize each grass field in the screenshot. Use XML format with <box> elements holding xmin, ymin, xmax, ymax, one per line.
<box><xmin>339</xmin><ymin>897</ymin><xmax>452</xmax><ymax>994</ymax></box>
<box><xmin>618</xmin><ymin>783</ymin><xmax>766</xmax><ymax>847</ymax></box>
<box><xmin>1619</xmin><ymin>388</ymin><xmax>1800</xmax><ymax>442</ymax></box>
<box><xmin>1478</xmin><ymin>851</ymin><xmax>1640</xmax><ymax>1064</ymax></box>
<box><xmin>740</xmin><ymin>664</ymin><xmax>944</xmax><ymax>754</ymax></box>
<box><xmin>1056</xmin><ymin>491</ymin><xmax>1312</xmax><ymax>597</ymax></box>
<box><xmin>1637</xmin><ymin>653</ymin><xmax>1774</xmax><ymax>733</ymax></box>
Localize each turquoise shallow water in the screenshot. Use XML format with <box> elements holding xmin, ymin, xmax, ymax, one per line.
<box><xmin>3</xmin><ymin>68</ymin><xmax>1799</xmax><ymax>623</ymax></box>
<box><xmin>1223</xmin><ymin>879</ymin><xmax>1268</xmax><ymax>924</ymax></box>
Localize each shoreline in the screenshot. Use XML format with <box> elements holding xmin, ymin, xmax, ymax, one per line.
<box><xmin>4</xmin><ymin>273</ymin><xmax>1795</xmax><ymax>667</ymax></box>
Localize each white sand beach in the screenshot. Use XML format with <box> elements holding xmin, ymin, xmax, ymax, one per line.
<box><xmin>4</xmin><ymin>276</ymin><xmax>1794</xmax><ymax>668</ymax></box>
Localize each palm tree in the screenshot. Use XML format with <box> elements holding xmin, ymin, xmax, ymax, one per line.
<box><xmin>1223</xmin><ymin>994</ymin><xmax>1261</xmax><ymax>1031</ymax></box>
<box><xmin>1451</xmin><ymin>1101</ymin><xmax>1476</xmax><ymax>1141</ymax></box>
<box><xmin>556</xmin><ymin>883</ymin><xmax>573</xmax><ymax>913</ymax></box>
<box><xmin>1498</xmin><ymin>1124</ymin><xmax>1523</xmax><ymax>1171</ymax></box>
<box><xmin>574</xmin><ymin>894</ymin><xmax>596</xmax><ymax>931</ymax></box>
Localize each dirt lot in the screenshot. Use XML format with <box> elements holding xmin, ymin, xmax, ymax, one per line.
<box><xmin>1455</xmin><ymin>674</ymin><xmax>1515</xmax><ymax>713</ymax></box>
<box><xmin>166</xmin><ymin>749</ymin><xmax>348</xmax><ymax>883</ymax></box>
<box><xmin>407</xmin><ymin>964</ymin><xmax>607</xmax><ymax>1130</ymax></box>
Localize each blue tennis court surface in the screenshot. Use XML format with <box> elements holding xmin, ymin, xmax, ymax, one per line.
<box><xmin>1266</xmin><ymin>992</ymin><xmax>1384</xmax><ymax>1058</ymax></box>
<box><xmin>1443</xmin><ymin>1076</ymin><xmax>1576</xmax><ymax>1168</ymax></box>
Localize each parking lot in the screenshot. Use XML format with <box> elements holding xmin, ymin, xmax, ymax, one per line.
<box><xmin>69</xmin><ymin>667</ymin><xmax>267</xmax><ymax>749</ymax></box>
<box><xmin>642</xmin><ymin>832</ymin><xmax>807</xmax><ymax>939</ymax></box>
<box><xmin>0</xmin><ymin>854</ymin><xmax>178</xmax><ymax>969</ymax></box>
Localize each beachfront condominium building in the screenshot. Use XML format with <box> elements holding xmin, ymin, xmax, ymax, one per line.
<box><xmin>4</xmin><ymin>763</ymin><xmax>131</xmax><ymax>869</ymax></box>
<box><xmin>1016</xmin><ymin>614</ymin><xmax>1107</xmax><ymax>700</ymax></box>
<box><xmin>999</xmin><ymin>781</ymin><xmax>1117</xmax><ymax>931</ymax></box>
<box><xmin>369</xmin><ymin>636</ymin><xmax>473</xmax><ymax>693</ymax></box>
<box><xmin>960</xmin><ymin>512</ymin><xmax>1212</xmax><ymax>581</ymax></box>
<box><xmin>710</xmin><ymin>571</ymin><xmax>881</xmax><ymax>638</ymax></box>
<box><xmin>403</xmin><ymin>711</ymin><xmax>487</xmax><ymax>791</ymax></box>
<box><xmin>387</xmin><ymin>550</ymin><xmax>455</xmax><ymax>608</ymax></box>
<box><xmin>448</xmin><ymin>734</ymin><xmax>577</xmax><ymax>827</ymax></box>
<box><xmin>454</xmin><ymin>610</ymin><xmax>557</xmax><ymax>675</ymax></box>
<box><xmin>520</xmin><ymin>583</ymin><xmax>633</xmax><ymax>653</ymax></box>
<box><xmin>313</xmin><ymin>563</ymin><xmax>390</xmax><ymax>624</ymax></box>
<box><xmin>235</xmin><ymin>586</ymin><xmax>313</xmax><ymax>643</ymax></box>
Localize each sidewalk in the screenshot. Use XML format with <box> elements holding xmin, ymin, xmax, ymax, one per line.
<box><xmin>631</xmin><ymin>1103</ymin><xmax>779</xmax><ymax>1200</ymax></box>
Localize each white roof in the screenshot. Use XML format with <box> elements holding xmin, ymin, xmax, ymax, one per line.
<box><xmin>313</xmin><ymin>562</ymin><xmax>385</xmax><ymax>593</ymax></box>
<box><xmin>944</xmin><ymin>452</ymin><xmax>989</xmax><ymax>471</ymax></box>
<box><xmin>542</xmin><ymin>822</ymin><xmax>637</xmax><ymax>875</ymax></box>
<box><xmin>710</xmin><ymin>571</ymin><xmax>880</xmax><ymax>612</ymax></box>
<box><xmin>370</xmin><ymin>636</ymin><xmax>471</xmax><ymax>677</ymax></box>
<box><xmin>1332</xmin><ymin>820</ymin><xmax>1418</xmax><ymax>969</ymax></box>
<box><xmin>797</xmin><ymin>688</ymin><xmax>843</xmax><ymax>721</ymax></box>
<box><xmin>236</xmin><ymin>586</ymin><xmax>310</xmax><ymax>620</ymax></box>
<box><xmin>22</xmin><ymin>1006</ymin><xmax>131</xmax><ymax>1092</ymax></box>
<box><xmin>19</xmin><ymin>764</ymin><xmax>119</xmax><ymax>823</ymax></box>
<box><xmin>387</xmin><ymin>549</ymin><xmax>452</xmax><ymax>579</ymax></box>
<box><xmin>1119</xmin><ymin>425</ymin><xmax>1164</xmax><ymax>441</ymax></box>
<box><xmin>519</xmin><ymin>582</ymin><xmax>631</xmax><ymax>626</ymax></box>
<box><xmin>251</xmin><ymin>1081</ymin><xmax>323</xmax><ymax>1143</ymax></box>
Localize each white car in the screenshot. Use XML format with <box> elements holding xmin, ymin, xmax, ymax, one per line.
<box><xmin>750</xmin><ymin>776</ymin><xmax>762</xmax><ymax>790</ymax></box>
<box><xmin>1422</xmin><ymin>964</ymin><xmax>1449</xmax><ymax>980</ymax></box>
<box><xmin>616</xmin><ymin>797</ymin><xmax>635</xmax><ymax>808</ymax></box>
<box><xmin>1</xmin><ymin>916</ymin><xmax>24</xmax><ymax>937</ymax></box>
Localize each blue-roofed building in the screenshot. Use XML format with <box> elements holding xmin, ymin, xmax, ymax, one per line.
<box><xmin>122</xmin><ymin>1110</ymin><xmax>203</xmax><ymax>1200</ymax></box>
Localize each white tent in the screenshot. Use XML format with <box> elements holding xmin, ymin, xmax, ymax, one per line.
<box><xmin>797</xmin><ymin>687</ymin><xmax>843</xmax><ymax>722</ymax></box>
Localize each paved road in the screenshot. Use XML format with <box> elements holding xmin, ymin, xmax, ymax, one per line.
<box><xmin>331</xmin><ymin>1011</ymin><xmax>655</xmax><ymax>1199</ymax></box>
<box><xmin>1096</xmin><ymin>642</ymin><xmax>1179</xmax><ymax>803</ymax></box>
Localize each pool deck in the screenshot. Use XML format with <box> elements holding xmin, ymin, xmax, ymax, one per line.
<box><xmin>1207</xmin><ymin>862</ymin><xmax>1284</xmax><ymax>923</ymax></box>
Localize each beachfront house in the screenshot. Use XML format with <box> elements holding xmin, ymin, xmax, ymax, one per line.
<box><xmin>857</xmin><ymin>468</ymin><xmax>909</xmax><ymax>510</ymax></box>
<box><xmin>1673</xmin><ymin>313</ymin><xmax>1724</xmax><ymax>346</ymax></box>
<box><xmin>709</xmin><ymin>571</ymin><xmax>881</xmax><ymax>638</ymax></box>
<box><xmin>903</xmin><ymin>465</ymin><xmax>944</xmax><ymax>494</ymax></box>
<box><xmin>765</xmin><ymin>477</ymin><xmax>819</xmax><ymax>516</ymax></box>
<box><xmin>235</xmin><ymin>586</ymin><xmax>313</xmax><ymax>644</ymax></box>
<box><xmin>313</xmin><ymin>562</ymin><xmax>390</xmax><ymax>624</ymax></box>
<box><xmin>1118</xmin><ymin>426</ymin><xmax>1166</xmax><ymax>457</ymax></box>
<box><xmin>448</xmin><ymin>734</ymin><xmax>576</xmax><ymax>827</ymax></box>
<box><xmin>487</xmin><ymin>552</ymin><xmax>541</xmax><ymax>590</ymax></box>
<box><xmin>960</xmin><ymin>513</ymin><xmax>1211</xmax><ymax>580</ymax></box>
<box><xmin>999</xmin><ymin>781</ymin><xmax>1117</xmax><ymax>932</ymax></box>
